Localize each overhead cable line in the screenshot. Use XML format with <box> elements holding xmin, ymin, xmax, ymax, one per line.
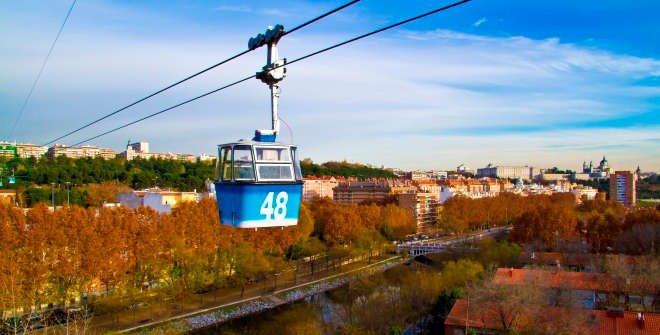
<box><xmin>286</xmin><ymin>0</ymin><xmax>471</xmax><ymax>67</ymax></box>
<box><xmin>43</xmin><ymin>0</ymin><xmax>360</xmax><ymax>146</ymax></box>
<box><xmin>283</xmin><ymin>0</ymin><xmax>359</xmax><ymax>36</ymax></box>
<box><xmin>7</xmin><ymin>0</ymin><xmax>77</xmax><ymax>140</ymax></box>
<box><xmin>72</xmin><ymin>75</ymin><xmax>254</xmax><ymax>146</ymax></box>
<box><xmin>72</xmin><ymin>0</ymin><xmax>470</xmax><ymax>145</ymax></box>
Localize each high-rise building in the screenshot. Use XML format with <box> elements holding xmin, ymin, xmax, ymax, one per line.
<box><xmin>609</xmin><ymin>171</ymin><xmax>636</xmax><ymax>207</ymax></box>
<box><xmin>397</xmin><ymin>192</ymin><xmax>439</xmax><ymax>231</ymax></box>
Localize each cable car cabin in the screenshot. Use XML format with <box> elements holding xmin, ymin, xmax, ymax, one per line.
<box><xmin>214</xmin><ymin>140</ymin><xmax>303</xmax><ymax>228</ymax></box>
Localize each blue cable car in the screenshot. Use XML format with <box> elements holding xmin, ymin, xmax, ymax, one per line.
<box><xmin>214</xmin><ymin>24</ymin><xmax>303</xmax><ymax>228</ymax></box>
<box><xmin>215</xmin><ymin>135</ymin><xmax>303</xmax><ymax>228</ymax></box>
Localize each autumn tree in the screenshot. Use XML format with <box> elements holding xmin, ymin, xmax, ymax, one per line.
<box><xmin>511</xmin><ymin>197</ymin><xmax>577</xmax><ymax>249</ymax></box>
<box><xmin>576</xmin><ymin>197</ymin><xmax>625</xmax><ymax>252</ymax></box>
<box><xmin>21</xmin><ymin>204</ymin><xmax>52</xmax><ymax>311</ymax></box>
<box><xmin>0</xmin><ymin>202</ymin><xmax>27</xmax><ymax>319</ymax></box>
<box><xmin>378</xmin><ymin>204</ymin><xmax>416</xmax><ymax>240</ymax></box>
<box><xmin>83</xmin><ymin>181</ymin><xmax>133</xmax><ymax>207</ymax></box>
<box><xmin>95</xmin><ymin>207</ymin><xmax>129</xmax><ymax>292</ymax></box>
<box><xmin>47</xmin><ymin>205</ymin><xmax>97</xmax><ymax>306</ymax></box>
<box><xmin>468</xmin><ymin>280</ymin><xmax>546</xmax><ymax>332</ymax></box>
<box><xmin>296</xmin><ymin>203</ymin><xmax>315</xmax><ymax>240</ymax></box>
<box><xmin>225</xmin><ymin>243</ymin><xmax>271</xmax><ymax>296</ymax></box>
<box><xmin>321</xmin><ymin>206</ymin><xmax>363</xmax><ymax>245</ymax></box>
<box><xmin>615</xmin><ymin>207</ymin><xmax>659</xmax><ymax>255</ymax></box>
<box><xmin>358</xmin><ymin>204</ymin><xmax>381</xmax><ymax>230</ymax></box>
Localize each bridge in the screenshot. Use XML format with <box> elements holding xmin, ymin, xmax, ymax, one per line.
<box><xmin>396</xmin><ymin>226</ymin><xmax>512</xmax><ymax>257</ymax></box>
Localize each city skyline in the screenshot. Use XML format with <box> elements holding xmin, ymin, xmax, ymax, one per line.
<box><xmin>2</xmin><ymin>139</ymin><xmax>653</xmax><ymax>176</ymax></box>
<box><xmin>1</xmin><ymin>0</ymin><xmax>659</xmax><ymax>171</ymax></box>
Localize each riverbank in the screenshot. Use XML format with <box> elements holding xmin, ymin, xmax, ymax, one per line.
<box><xmin>118</xmin><ymin>256</ymin><xmax>403</xmax><ymax>334</ymax></box>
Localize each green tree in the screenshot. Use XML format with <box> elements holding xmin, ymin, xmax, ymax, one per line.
<box><xmin>440</xmin><ymin>259</ymin><xmax>484</xmax><ymax>288</ymax></box>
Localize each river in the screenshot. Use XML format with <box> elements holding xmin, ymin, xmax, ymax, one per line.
<box><xmin>191</xmin><ymin>260</ymin><xmax>445</xmax><ymax>335</ymax></box>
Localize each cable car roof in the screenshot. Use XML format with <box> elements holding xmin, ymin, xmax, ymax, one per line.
<box><xmin>217</xmin><ymin>139</ymin><xmax>297</xmax><ymax>148</ymax></box>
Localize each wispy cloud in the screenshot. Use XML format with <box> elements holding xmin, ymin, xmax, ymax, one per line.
<box><xmin>260</xmin><ymin>8</ymin><xmax>290</xmax><ymax>17</ymax></box>
<box><xmin>473</xmin><ymin>17</ymin><xmax>487</xmax><ymax>28</ymax></box>
<box><xmin>215</xmin><ymin>5</ymin><xmax>252</xmax><ymax>13</ymax></box>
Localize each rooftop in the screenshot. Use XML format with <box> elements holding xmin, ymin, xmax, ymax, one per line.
<box><xmin>446</xmin><ymin>299</ymin><xmax>659</xmax><ymax>334</ymax></box>
<box><xmin>493</xmin><ymin>268</ymin><xmax>616</xmax><ymax>292</ymax></box>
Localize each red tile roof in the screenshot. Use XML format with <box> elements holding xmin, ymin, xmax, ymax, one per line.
<box><xmin>446</xmin><ymin>299</ymin><xmax>660</xmax><ymax>335</ymax></box>
<box><xmin>592</xmin><ymin>310</ymin><xmax>660</xmax><ymax>335</ymax></box>
<box><xmin>493</xmin><ymin>268</ymin><xmax>616</xmax><ymax>292</ymax></box>
<box><xmin>304</xmin><ymin>175</ymin><xmax>337</xmax><ymax>181</ymax></box>
<box><xmin>445</xmin><ymin>299</ymin><xmax>502</xmax><ymax>330</ymax></box>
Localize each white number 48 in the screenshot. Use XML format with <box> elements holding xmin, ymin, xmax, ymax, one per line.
<box><xmin>260</xmin><ymin>191</ymin><xmax>288</xmax><ymax>221</ymax></box>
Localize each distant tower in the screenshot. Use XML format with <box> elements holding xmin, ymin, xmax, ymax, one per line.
<box><xmin>599</xmin><ymin>156</ymin><xmax>609</xmax><ymax>171</ymax></box>
<box><xmin>635</xmin><ymin>165</ymin><xmax>642</xmax><ymax>180</ymax></box>
<box><xmin>609</xmin><ymin>171</ymin><xmax>636</xmax><ymax>207</ymax></box>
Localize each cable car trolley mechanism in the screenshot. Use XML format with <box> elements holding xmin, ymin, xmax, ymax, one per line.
<box><xmin>215</xmin><ymin>25</ymin><xmax>303</xmax><ymax>228</ymax></box>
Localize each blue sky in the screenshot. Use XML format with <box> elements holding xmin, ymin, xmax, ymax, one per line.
<box><xmin>1</xmin><ymin>0</ymin><xmax>659</xmax><ymax>171</ymax></box>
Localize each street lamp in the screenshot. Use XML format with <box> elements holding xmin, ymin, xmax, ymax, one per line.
<box><xmin>273</xmin><ymin>272</ymin><xmax>281</xmax><ymax>291</ymax></box>
<box><xmin>66</xmin><ymin>182</ymin><xmax>71</xmax><ymax>207</ymax></box>
<box><xmin>51</xmin><ymin>182</ymin><xmax>55</xmax><ymax>211</ymax></box>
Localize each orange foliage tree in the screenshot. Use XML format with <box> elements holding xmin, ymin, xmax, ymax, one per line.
<box><xmin>576</xmin><ymin>197</ymin><xmax>626</xmax><ymax>252</ymax></box>
<box><xmin>0</xmin><ymin>193</ymin><xmax>422</xmax><ymax>314</ymax></box>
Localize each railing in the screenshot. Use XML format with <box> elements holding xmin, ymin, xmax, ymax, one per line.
<box><xmin>396</xmin><ymin>226</ymin><xmax>511</xmax><ymax>257</ymax></box>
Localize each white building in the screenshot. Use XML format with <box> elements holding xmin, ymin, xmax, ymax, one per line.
<box><xmin>477</xmin><ymin>164</ymin><xmax>540</xmax><ymax>181</ymax></box>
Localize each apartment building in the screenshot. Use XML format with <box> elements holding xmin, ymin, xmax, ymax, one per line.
<box><xmin>398</xmin><ymin>192</ymin><xmax>439</xmax><ymax>230</ymax></box>
<box><xmin>610</xmin><ymin>170</ymin><xmax>637</xmax><ymax>207</ymax></box>
<box><xmin>120</xmin><ymin>141</ymin><xmax>196</xmax><ymax>162</ymax></box>
<box><xmin>333</xmin><ymin>180</ymin><xmax>391</xmax><ymax>205</ymax></box>
<box><xmin>47</xmin><ymin>144</ymin><xmax>116</xmax><ymax>159</ymax></box>
<box><xmin>302</xmin><ymin>176</ymin><xmax>338</xmax><ymax>201</ymax></box>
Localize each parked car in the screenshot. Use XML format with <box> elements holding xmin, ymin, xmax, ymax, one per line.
<box><xmin>2</xmin><ymin>317</ymin><xmax>24</xmax><ymax>335</ymax></box>
<box><xmin>25</xmin><ymin>313</ymin><xmax>44</xmax><ymax>330</ymax></box>
<box><xmin>45</xmin><ymin>308</ymin><xmax>67</xmax><ymax>325</ymax></box>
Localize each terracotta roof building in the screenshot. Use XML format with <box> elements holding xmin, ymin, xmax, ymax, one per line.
<box><xmin>492</xmin><ymin>268</ymin><xmax>616</xmax><ymax>292</ymax></box>
<box><xmin>446</xmin><ymin>299</ymin><xmax>659</xmax><ymax>335</ymax></box>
